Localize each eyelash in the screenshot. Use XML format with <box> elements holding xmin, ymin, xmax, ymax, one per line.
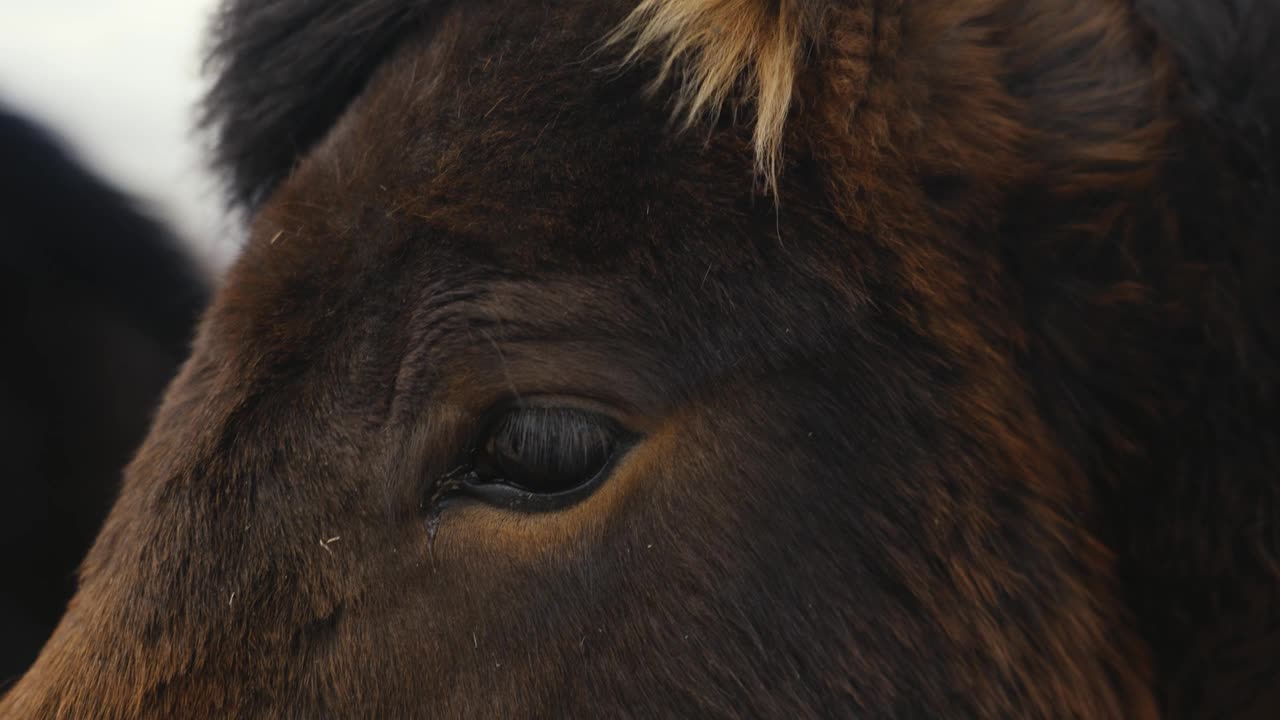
<box><xmin>432</xmin><ymin>403</ymin><xmax>632</xmax><ymax>513</ymax></box>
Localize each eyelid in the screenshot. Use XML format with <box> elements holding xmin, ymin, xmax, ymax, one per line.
<box><xmin>444</xmin><ymin>400</ymin><xmax>640</xmax><ymax>512</ymax></box>
<box><xmin>482</xmin><ymin>406</ymin><xmax>621</xmax><ymax>468</ymax></box>
<box><xmin>471</xmin><ymin>394</ymin><xmax>637</xmax><ymax>440</ymax></box>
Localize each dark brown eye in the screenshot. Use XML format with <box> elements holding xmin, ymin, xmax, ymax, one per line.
<box><xmin>458</xmin><ymin>406</ymin><xmax>628</xmax><ymax>510</ymax></box>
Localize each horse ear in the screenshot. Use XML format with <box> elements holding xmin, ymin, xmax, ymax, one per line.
<box><xmin>202</xmin><ymin>0</ymin><xmax>438</xmax><ymax>210</ymax></box>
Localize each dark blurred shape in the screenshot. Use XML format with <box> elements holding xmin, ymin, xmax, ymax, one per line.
<box><xmin>0</xmin><ymin>105</ymin><xmax>210</xmax><ymax>686</ymax></box>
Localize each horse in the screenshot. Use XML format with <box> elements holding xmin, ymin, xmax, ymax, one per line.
<box><xmin>0</xmin><ymin>106</ymin><xmax>208</xmax><ymax>686</ymax></box>
<box><xmin>3</xmin><ymin>0</ymin><xmax>1278</xmax><ymax>716</ymax></box>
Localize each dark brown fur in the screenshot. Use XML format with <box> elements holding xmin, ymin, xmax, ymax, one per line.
<box><xmin>3</xmin><ymin>0</ymin><xmax>1277</xmax><ymax>717</ymax></box>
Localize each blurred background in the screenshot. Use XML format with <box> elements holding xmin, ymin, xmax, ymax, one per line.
<box><xmin>1</xmin><ymin>0</ymin><xmax>227</xmax><ymax>685</ymax></box>
<box><xmin>0</xmin><ymin>0</ymin><xmax>239</xmax><ymax>273</ymax></box>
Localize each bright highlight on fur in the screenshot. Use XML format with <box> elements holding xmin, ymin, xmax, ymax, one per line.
<box><xmin>609</xmin><ymin>0</ymin><xmax>810</xmax><ymax>191</ymax></box>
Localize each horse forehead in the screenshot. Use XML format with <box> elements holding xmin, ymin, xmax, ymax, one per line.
<box><xmin>246</xmin><ymin>12</ymin><xmax>778</xmax><ymax>287</ymax></box>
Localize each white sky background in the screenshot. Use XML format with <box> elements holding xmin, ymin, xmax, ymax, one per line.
<box><xmin>0</xmin><ymin>0</ymin><xmax>240</xmax><ymax>272</ymax></box>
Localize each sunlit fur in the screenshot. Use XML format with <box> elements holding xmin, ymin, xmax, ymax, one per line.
<box><xmin>608</xmin><ymin>0</ymin><xmax>821</xmax><ymax>190</ymax></box>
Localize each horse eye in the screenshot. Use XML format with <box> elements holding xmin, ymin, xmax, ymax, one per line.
<box><xmin>458</xmin><ymin>406</ymin><xmax>626</xmax><ymax>510</ymax></box>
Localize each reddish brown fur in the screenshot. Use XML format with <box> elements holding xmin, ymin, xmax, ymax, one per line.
<box><xmin>3</xmin><ymin>0</ymin><xmax>1277</xmax><ymax>717</ymax></box>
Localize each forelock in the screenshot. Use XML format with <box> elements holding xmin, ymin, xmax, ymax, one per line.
<box><xmin>608</xmin><ymin>0</ymin><xmax>827</xmax><ymax>192</ymax></box>
<box><xmin>203</xmin><ymin>0</ymin><xmax>824</xmax><ymax>209</ymax></box>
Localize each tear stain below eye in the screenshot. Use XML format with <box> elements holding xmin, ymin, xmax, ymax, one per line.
<box><xmin>424</xmin><ymin>464</ymin><xmax>471</xmax><ymax>546</ymax></box>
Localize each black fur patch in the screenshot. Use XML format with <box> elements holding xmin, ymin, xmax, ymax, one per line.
<box><xmin>1128</xmin><ymin>2</ymin><xmax>1280</xmax><ymax>714</ymax></box>
<box><xmin>1138</xmin><ymin>0</ymin><xmax>1280</xmax><ymax>153</ymax></box>
<box><xmin>202</xmin><ymin>0</ymin><xmax>446</xmax><ymax>209</ymax></box>
<box><xmin>1137</xmin><ymin>0</ymin><xmax>1280</xmax><ymax>396</ymax></box>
